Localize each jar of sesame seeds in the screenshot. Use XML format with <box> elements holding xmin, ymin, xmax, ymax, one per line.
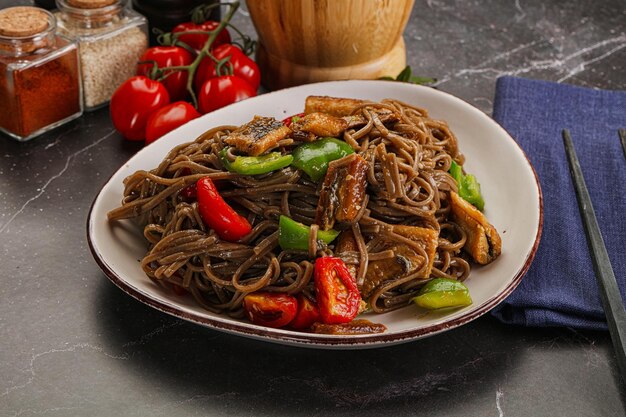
<box><xmin>55</xmin><ymin>0</ymin><xmax>148</xmax><ymax>111</ymax></box>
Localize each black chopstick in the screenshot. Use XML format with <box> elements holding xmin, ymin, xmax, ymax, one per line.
<box><xmin>619</xmin><ymin>128</ymin><xmax>626</xmax><ymax>160</ymax></box>
<box><xmin>562</xmin><ymin>129</ymin><xmax>626</xmax><ymax>385</ymax></box>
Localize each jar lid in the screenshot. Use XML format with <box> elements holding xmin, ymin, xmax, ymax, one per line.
<box><xmin>0</xmin><ymin>6</ymin><xmax>50</xmax><ymax>37</ymax></box>
<box><xmin>66</xmin><ymin>0</ymin><xmax>118</xmax><ymax>9</ymax></box>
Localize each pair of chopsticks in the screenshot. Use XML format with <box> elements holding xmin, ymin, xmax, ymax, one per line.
<box><xmin>563</xmin><ymin>129</ymin><xmax>626</xmax><ymax>384</ymax></box>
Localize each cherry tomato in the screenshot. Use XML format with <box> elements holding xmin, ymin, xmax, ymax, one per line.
<box><xmin>314</xmin><ymin>257</ymin><xmax>361</xmax><ymax>324</ymax></box>
<box><xmin>110</xmin><ymin>76</ymin><xmax>170</xmax><ymax>141</ymax></box>
<box><xmin>195</xmin><ymin>44</ymin><xmax>261</xmax><ymax>91</ymax></box>
<box><xmin>137</xmin><ymin>46</ymin><xmax>194</xmax><ymax>101</ymax></box>
<box><xmin>243</xmin><ymin>292</ymin><xmax>298</xmax><ymax>328</ymax></box>
<box><xmin>289</xmin><ymin>294</ymin><xmax>321</xmax><ymax>330</ymax></box>
<box><xmin>145</xmin><ymin>101</ymin><xmax>200</xmax><ymax>144</ymax></box>
<box><xmin>172</xmin><ymin>21</ymin><xmax>231</xmax><ymax>52</ymax></box>
<box><xmin>197</xmin><ymin>75</ymin><xmax>256</xmax><ymax>114</ymax></box>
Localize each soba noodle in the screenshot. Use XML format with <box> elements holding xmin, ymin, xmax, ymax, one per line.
<box><xmin>107</xmin><ymin>99</ymin><xmax>473</xmax><ymax>319</ymax></box>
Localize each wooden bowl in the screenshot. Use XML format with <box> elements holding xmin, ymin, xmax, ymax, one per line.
<box><xmin>247</xmin><ymin>0</ymin><xmax>415</xmax><ymax>90</ymax></box>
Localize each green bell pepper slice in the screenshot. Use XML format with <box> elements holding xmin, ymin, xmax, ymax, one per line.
<box><xmin>220</xmin><ymin>148</ymin><xmax>293</xmax><ymax>175</ymax></box>
<box><xmin>291</xmin><ymin>137</ymin><xmax>354</xmax><ymax>182</ymax></box>
<box><xmin>411</xmin><ymin>278</ymin><xmax>473</xmax><ymax>310</ymax></box>
<box><xmin>278</xmin><ymin>215</ymin><xmax>339</xmax><ymax>251</ymax></box>
<box><xmin>449</xmin><ymin>160</ymin><xmax>485</xmax><ymax>211</ymax></box>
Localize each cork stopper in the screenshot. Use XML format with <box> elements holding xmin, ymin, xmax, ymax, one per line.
<box><xmin>66</xmin><ymin>0</ymin><xmax>118</xmax><ymax>9</ymax></box>
<box><xmin>0</xmin><ymin>7</ymin><xmax>50</xmax><ymax>38</ymax></box>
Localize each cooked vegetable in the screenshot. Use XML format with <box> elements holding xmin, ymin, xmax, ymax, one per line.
<box><xmin>315</xmin><ymin>153</ymin><xmax>368</xmax><ymax>230</ymax></box>
<box><xmin>314</xmin><ymin>257</ymin><xmax>361</xmax><ymax>324</ymax></box>
<box><xmin>219</xmin><ymin>148</ymin><xmax>293</xmax><ymax>175</ymax></box>
<box><xmin>278</xmin><ymin>215</ymin><xmax>339</xmax><ymax>251</ymax></box>
<box><xmin>178</xmin><ymin>183</ymin><xmax>197</xmax><ymax>201</ymax></box>
<box><xmin>289</xmin><ymin>294</ymin><xmax>321</xmax><ymax>330</ymax></box>
<box><xmin>449</xmin><ymin>160</ymin><xmax>485</xmax><ymax>211</ymax></box>
<box><xmin>243</xmin><ymin>292</ymin><xmax>297</xmax><ymax>328</ymax></box>
<box><xmin>197</xmin><ymin>177</ymin><xmax>251</xmax><ymax>242</ymax></box>
<box><xmin>291</xmin><ymin>137</ymin><xmax>354</xmax><ymax>182</ymax></box>
<box><xmin>282</xmin><ymin>112</ymin><xmax>305</xmax><ymax>127</ymax></box>
<box><xmin>411</xmin><ymin>278</ymin><xmax>472</xmax><ymax>309</ymax></box>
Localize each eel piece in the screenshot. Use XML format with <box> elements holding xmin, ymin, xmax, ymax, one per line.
<box><xmin>315</xmin><ymin>154</ymin><xmax>368</xmax><ymax>230</ymax></box>
<box><xmin>291</xmin><ymin>112</ymin><xmax>349</xmax><ymax>142</ymax></box>
<box><xmin>449</xmin><ymin>191</ymin><xmax>502</xmax><ymax>264</ymax></box>
<box><xmin>224</xmin><ymin>116</ymin><xmax>291</xmax><ymax>156</ymax></box>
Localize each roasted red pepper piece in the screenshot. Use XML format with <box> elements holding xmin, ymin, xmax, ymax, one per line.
<box><xmin>179</xmin><ymin>183</ymin><xmax>197</xmax><ymax>201</ymax></box>
<box><xmin>196</xmin><ymin>177</ymin><xmax>252</xmax><ymax>241</ymax></box>
<box><xmin>243</xmin><ymin>292</ymin><xmax>298</xmax><ymax>328</ymax></box>
<box><xmin>178</xmin><ymin>168</ymin><xmax>197</xmax><ymax>202</ymax></box>
<box><xmin>314</xmin><ymin>257</ymin><xmax>361</xmax><ymax>324</ymax></box>
<box><xmin>282</xmin><ymin>112</ymin><xmax>305</xmax><ymax>127</ymax></box>
<box><xmin>171</xmin><ymin>283</ymin><xmax>188</xmax><ymax>296</ymax></box>
<box><xmin>289</xmin><ymin>294</ymin><xmax>321</xmax><ymax>330</ymax></box>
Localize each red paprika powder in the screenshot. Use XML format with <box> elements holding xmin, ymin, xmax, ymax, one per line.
<box><xmin>0</xmin><ymin>6</ymin><xmax>82</xmax><ymax>141</ymax></box>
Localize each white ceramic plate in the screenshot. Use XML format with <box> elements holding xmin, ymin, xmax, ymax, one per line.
<box><xmin>88</xmin><ymin>80</ymin><xmax>542</xmax><ymax>349</ymax></box>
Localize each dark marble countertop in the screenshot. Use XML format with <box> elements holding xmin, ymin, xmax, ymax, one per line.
<box><xmin>1</xmin><ymin>0</ymin><xmax>625</xmax><ymax>416</ymax></box>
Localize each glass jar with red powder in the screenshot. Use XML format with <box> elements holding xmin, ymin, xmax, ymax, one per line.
<box><xmin>0</xmin><ymin>6</ymin><xmax>83</xmax><ymax>142</ymax></box>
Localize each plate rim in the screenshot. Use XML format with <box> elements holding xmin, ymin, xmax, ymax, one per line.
<box><xmin>86</xmin><ymin>80</ymin><xmax>544</xmax><ymax>348</ymax></box>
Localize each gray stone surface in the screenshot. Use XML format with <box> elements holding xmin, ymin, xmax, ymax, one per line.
<box><xmin>1</xmin><ymin>0</ymin><xmax>625</xmax><ymax>416</ymax></box>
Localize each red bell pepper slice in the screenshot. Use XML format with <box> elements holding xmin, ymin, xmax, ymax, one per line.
<box><xmin>178</xmin><ymin>168</ymin><xmax>197</xmax><ymax>201</ymax></box>
<box><xmin>170</xmin><ymin>283</ymin><xmax>188</xmax><ymax>296</ymax></box>
<box><xmin>282</xmin><ymin>112</ymin><xmax>305</xmax><ymax>127</ymax></box>
<box><xmin>179</xmin><ymin>183</ymin><xmax>197</xmax><ymax>201</ymax></box>
<box><xmin>196</xmin><ymin>177</ymin><xmax>252</xmax><ymax>242</ymax></box>
<box><xmin>243</xmin><ymin>292</ymin><xmax>298</xmax><ymax>328</ymax></box>
<box><xmin>314</xmin><ymin>257</ymin><xmax>361</xmax><ymax>324</ymax></box>
<box><xmin>289</xmin><ymin>294</ymin><xmax>321</xmax><ymax>330</ymax></box>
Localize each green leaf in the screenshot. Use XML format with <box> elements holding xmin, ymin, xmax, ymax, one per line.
<box><xmin>409</xmin><ymin>75</ymin><xmax>437</xmax><ymax>85</ymax></box>
<box><xmin>378</xmin><ymin>65</ymin><xmax>437</xmax><ymax>85</ymax></box>
<box><xmin>397</xmin><ymin>66</ymin><xmax>412</xmax><ymax>82</ymax></box>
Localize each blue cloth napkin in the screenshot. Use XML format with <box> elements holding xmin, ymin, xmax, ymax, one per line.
<box><xmin>490</xmin><ymin>76</ymin><xmax>626</xmax><ymax>330</ymax></box>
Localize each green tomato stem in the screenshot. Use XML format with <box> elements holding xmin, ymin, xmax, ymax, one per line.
<box><xmin>133</xmin><ymin>2</ymin><xmax>242</xmax><ymax>110</ymax></box>
<box><xmin>185</xmin><ymin>1</ymin><xmax>240</xmax><ymax>109</ymax></box>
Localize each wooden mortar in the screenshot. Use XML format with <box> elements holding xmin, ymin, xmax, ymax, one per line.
<box><xmin>247</xmin><ymin>0</ymin><xmax>415</xmax><ymax>90</ymax></box>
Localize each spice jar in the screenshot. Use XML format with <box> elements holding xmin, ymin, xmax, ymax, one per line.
<box><xmin>0</xmin><ymin>7</ymin><xmax>82</xmax><ymax>142</ymax></box>
<box><xmin>55</xmin><ymin>0</ymin><xmax>148</xmax><ymax>111</ymax></box>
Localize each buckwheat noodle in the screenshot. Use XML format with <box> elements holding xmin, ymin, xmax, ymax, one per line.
<box><xmin>107</xmin><ymin>99</ymin><xmax>470</xmax><ymax>318</ymax></box>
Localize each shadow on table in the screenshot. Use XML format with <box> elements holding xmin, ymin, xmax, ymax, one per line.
<box><xmin>92</xmin><ymin>278</ymin><xmax>581</xmax><ymax>415</ymax></box>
